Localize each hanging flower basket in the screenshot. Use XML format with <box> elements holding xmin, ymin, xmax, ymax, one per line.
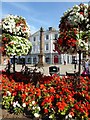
<box><xmin>1</xmin><ymin>14</ymin><xmax>32</xmax><ymax>56</ymax></box>
<box><xmin>54</xmin><ymin>3</ymin><xmax>90</xmax><ymax>54</ymax></box>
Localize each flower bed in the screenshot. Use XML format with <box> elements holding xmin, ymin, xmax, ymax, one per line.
<box><xmin>1</xmin><ymin>71</ymin><xmax>90</xmax><ymax>120</ymax></box>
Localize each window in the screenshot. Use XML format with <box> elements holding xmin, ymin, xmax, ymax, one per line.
<box><xmin>45</xmin><ymin>44</ymin><xmax>49</xmax><ymax>51</ymax></box>
<box><xmin>33</xmin><ymin>57</ymin><xmax>37</xmax><ymax>64</ymax></box>
<box><xmin>67</xmin><ymin>56</ymin><xmax>69</xmax><ymax>64</ymax></box>
<box><xmin>28</xmin><ymin>58</ymin><xmax>31</xmax><ymax>63</ymax></box>
<box><xmin>46</xmin><ymin>35</ymin><xmax>49</xmax><ymax>40</ymax></box>
<box><xmin>45</xmin><ymin>57</ymin><xmax>50</xmax><ymax>63</ymax></box>
<box><xmin>38</xmin><ymin>45</ymin><xmax>40</xmax><ymax>51</ymax></box>
<box><xmin>55</xmin><ymin>34</ymin><xmax>58</xmax><ymax>40</ymax></box>
<box><xmin>33</xmin><ymin>37</ymin><xmax>36</xmax><ymax>41</ymax></box>
<box><xmin>72</xmin><ymin>56</ymin><xmax>76</xmax><ymax>64</ymax></box>
<box><xmin>33</xmin><ymin>45</ymin><xmax>35</xmax><ymax>52</ymax></box>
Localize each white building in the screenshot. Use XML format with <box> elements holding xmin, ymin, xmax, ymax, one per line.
<box><xmin>25</xmin><ymin>27</ymin><xmax>73</xmax><ymax>65</ymax></box>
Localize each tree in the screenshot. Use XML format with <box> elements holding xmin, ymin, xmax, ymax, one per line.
<box><xmin>54</xmin><ymin>3</ymin><xmax>90</xmax><ymax>74</ymax></box>
<box><xmin>1</xmin><ymin>14</ymin><xmax>32</xmax><ymax>72</ymax></box>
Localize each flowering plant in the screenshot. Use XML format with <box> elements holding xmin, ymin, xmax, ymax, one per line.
<box><xmin>2</xmin><ymin>33</ymin><xmax>32</xmax><ymax>56</ymax></box>
<box><xmin>1</xmin><ymin>72</ymin><xmax>90</xmax><ymax>120</ymax></box>
<box><xmin>2</xmin><ymin>14</ymin><xmax>30</xmax><ymax>38</ymax></box>
<box><xmin>1</xmin><ymin>14</ymin><xmax>32</xmax><ymax>56</ymax></box>
<box><xmin>54</xmin><ymin>3</ymin><xmax>90</xmax><ymax>54</ymax></box>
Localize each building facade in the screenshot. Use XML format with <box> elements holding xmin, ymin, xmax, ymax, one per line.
<box><xmin>0</xmin><ymin>26</ymin><xmax>89</xmax><ymax>65</ymax></box>
<box><xmin>25</xmin><ymin>27</ymin><xmax>73</xmax><ymax>65</ymax></box>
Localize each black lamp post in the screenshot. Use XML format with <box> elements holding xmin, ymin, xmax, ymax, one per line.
<box><xmin>78</xmin><ymin>23</ymin><xmax>81</xmax><ymax>76</ymax></box>
<box><xmin>88</xmin><ymin>1</ymin><xmax>90</xmax><ymax>57</ymax></box>
<box><xmin>78</xmin><ymin>50</ymin><xmax>81</xmax><ymax>75</ymax></box>
<box><xmin>78</xmin><ymin>2</ymin><xmax>90</xmax><ymax>75</ymax></box>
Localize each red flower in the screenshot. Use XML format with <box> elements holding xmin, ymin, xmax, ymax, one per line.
<box><xmin>56</xmin><ymin>94</ymin><xmax>60</xmax><ymax>99</ymax></box>
<box><xmin>74</xmin><ymin>104</ymin><xmax>79</xmax><ymax>110</ymax></box>
<box><xmin>44</xmin><ymin>108</ymin><xmax>48</xmax><ymax>113</ymax></box>
<box><xmin>40</xmin><ymin>84</ymin><xmax>45</xmax><ymax>89</ymax></box>
<box><xmin>36</xmin><ymin>88</ymin><xmax>41</xmax><ymax>97</ymax></box>
<box><xmin>3</xmin><ymin>37</ymin><xmax>7</xmax><ymax>41</ymax></box>
<box><xmin>49</xmin><ymin>87</ymin><xmax>55</xmax><ymax>93</ymax></box>
<box><xmin>56</xmin><ymin>101</ymin><xmax>67</xmax><ymax>111</ymax></box>
<box><xmin>85</xmin><ymin>94</ymin><xmax>90</xmax><ymax>100</ymax></box>
<box><xmin>57</xmin><ymin>38</ymin><xmax>63</xmax><ymax>45</ymax></box>
<box><xmin>80</xmin><ymin>12</ymin><xmax>84</xmax><ymax>15</ymax></box>
<box><xmin>12</xmin><ymin>92</ymin><xmax>17</xmax><ymax>96</ymax></box>
<box><xmin>69</xmin><ymin>111</ymin><xmax>74</xmax><ymax>117</ymax></box>
<box><xmin>22</xmin><ymin>93</ymin><xmax>26</xmax><ymax>100</ymax></box>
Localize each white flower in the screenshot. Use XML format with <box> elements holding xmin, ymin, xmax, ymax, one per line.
<box><xmin>85</xmin><ymin>44</ymin><xmax>88</xmax><ymax>50</ymax></box>
<box><xmin>49</xmin><ymin>114</ymin><xmax>53</xmax><ymax>119</ymax></box>
<box><xmin>65</xmin><ymin>115</ymin><xmax>68</xmax><ymax>119</ymax></box>
<box><xmin>78</xmin><ymin>39</ymin><xmax>82</xmax><ymax>45</ymax></box>
<box><xmin>6</xmin><ymin>91</ymin><xmax>11</xmax><ymax>96</ymax></box>
<box><xmin>13</xmin><ymin>101</ymin><xmax>20</xmax><ymax>108</ymax></box>
<box><xmin>13</xmin><ymin>101</ymin><xmax>17</xmax><ymax>108</ymax></box>
<box><xmin>29</xmin><ymin>104</ymin><xmax>32</xmax><ymax>107</ymax></box>
<box><xmin>32</xmin><ymin>101</ymin><xmax>35</xmax><ymax>105</ymax></box>
<box><xmin>86</xmin><ymin>24</ymin><xmax>90</xmax><ymax>29</ymax></box>
<box><xmin>76</xmin><ymin>12</ymin><xmax>80</xmax><ymax>16</ymax></box>
<box><xmin>22</xmin><ymin>103</ymin><xmax>26</xmax><ymax>107</ymax></box>
<box><xmin>60</xmin><ymin>76</ymin><xmax>62</xmax><ymax>79</ymax></box>
<box><xmin>32</xmin><ymin>106</ymin><xmax>36</xmax><ymax>110</ymax></box>
<box><xmin>68</xmin><ymin>113</ymin><xmax>72</xmax><ymax>118</ymax></box>
<box><xmin>17</xmin><ymin>103</ymin><xmax>21</xmax><ymax>107</ymax></box>
<box><xmin>65</xmin><ymin>76</ymin><xmax>68</xmax><ymax>78</ymax></box>
<box><xmin>80</xmin><ymin>42</ymin><xmax>84</xmax><ymax>47</ymax></box>
<box><xmin>34</xmin><ymin>113</ymin><xmax>40</xmax><ymax>118</ymax></box>
<box><xmin>80</xmin><ymin>14</ymin><xmax>84</xmax><ymax>21</ymax></box>
<box><xmin>37</xmin><ymin>106</ymin><xmax>41</xmax><ymax>111</ymax></box>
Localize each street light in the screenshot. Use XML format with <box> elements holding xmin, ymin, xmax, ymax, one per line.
<box><xmin>77</xmin><ymin>2</ymin><xmax>90</xmax><ymax>75</ymax></box>
<box><xmin>88</xmin><ymin>1</ymin><xmax>90</xmax><ymax>57</ymax></box>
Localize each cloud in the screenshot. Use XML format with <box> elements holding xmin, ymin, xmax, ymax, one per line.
<box><xmin>1</xmin><ymin>2</ymin><xmax>49</xmax><ymax>28</ymax></box>
<box><xmin>4</xmin><ymin>2</ymin><xmax>49</xmax><ymax>25</ymax></box>
<box><xmin>30</xmin><ymin>25</ymin><xmax>38</xmax><ymax>34</ymax></box>
<box><xmin>30</xmin><ymin>17</ymin><xmax>49</xmax><ymax>27</ymax></box>
<box><xmin>6</xmin><ymin>2</ymin><xmax>33</xmax><ymax>12</ymax></box>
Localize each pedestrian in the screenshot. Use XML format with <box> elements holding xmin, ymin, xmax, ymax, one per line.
<box><xmin>85</xmin><ymin>59</ymin><xmax>89</xmax><ymax>74</ymax></box>
<box><xmin>5</xmin><ymin>60</ymin><xmax>11</xmax><ymax>73</ymax></box>
<box><xmin>82</xmin><ymin>60</ymin><xmax>85</xmax><ymax>71</ymax></box>
<box><xmin>64</xmin><ymin>60</ymin><xmax>66</xmax><ymax>65</ymax></box>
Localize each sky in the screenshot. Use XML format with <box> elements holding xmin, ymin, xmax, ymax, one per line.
<box><xmin>1</xmin><ymin>1</ymin><xmax>89</xmax><ymax>34</ymax></box>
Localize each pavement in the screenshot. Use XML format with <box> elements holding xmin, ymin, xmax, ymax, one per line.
<box><xmin>0</xmin><ymin>64</ymin><xmax>83</xmax><ymax>76</ymax></box>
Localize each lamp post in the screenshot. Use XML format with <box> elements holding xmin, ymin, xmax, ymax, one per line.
<box><xmin>88</xmin><ymin>1</ymin><xmax>90</xmax><ymax>58</ymax></box>
<box><xmin>78</xmin><ymin>2</ymin><xmax>90</xmax><ymax>75</ymax></box>
<box><xmin>77</xmin><ymin>21</ymin><xmax>82</xmax><ymax>75</ymax></box>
